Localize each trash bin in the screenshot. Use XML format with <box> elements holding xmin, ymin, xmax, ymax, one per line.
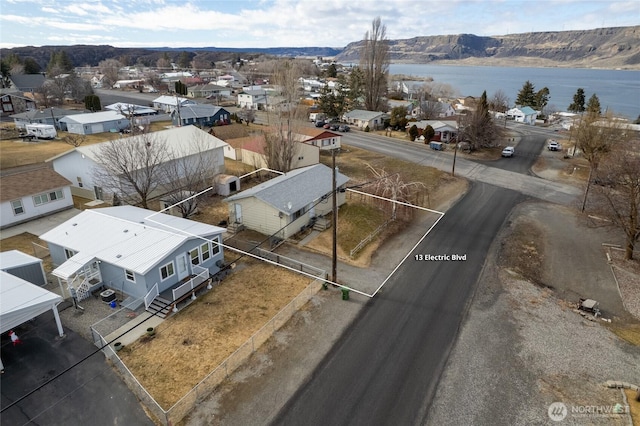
<box><xmin>341</xmin><ymin>288</ymin><xmax>350</xmax><ymax>301</ymax></box>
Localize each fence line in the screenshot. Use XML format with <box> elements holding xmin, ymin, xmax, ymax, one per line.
<box><xmin>350</xmin><ymin>219</ymin><xmax>392</xmax><ymax>257</ymax></box>
<box><xmin>91</xmin><ymin>275</ymin><xmax>325</xmax><ymax>426</ymax></box>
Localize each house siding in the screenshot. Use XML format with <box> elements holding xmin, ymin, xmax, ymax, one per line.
<box><xmin>3</xmin><ymin>262</ymin><xmax>46</xmax><ymax>286</ymax></box>
<box><xmin>0</xmin><ymin>186</ymin><xmax>73</xmax><ymax>229</ymax></box>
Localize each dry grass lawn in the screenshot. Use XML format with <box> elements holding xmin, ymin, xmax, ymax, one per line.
<box><xmin>0</xmin><ymin>232</ymin><xmax>53</xmax><ymax>271</ymax></box>
<box><xmin>118</xmin><ymin>258</ymin><xmax>310</xmax><ymax>409</ymax></box>
<box><xmin>624</xmin><ymin>389</ymin><xmax>640</xmax><ymax>424</ymax></box>
<box><xmin>0</xmin><ymin>121</ymin><xmax>173</xmax><ymax>170</ymax></box>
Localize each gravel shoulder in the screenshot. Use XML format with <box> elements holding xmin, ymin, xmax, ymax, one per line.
<box><xmin>426</xmin><ymin>201</ymin><xmax>640</xmax><ymax>426</ymax></box>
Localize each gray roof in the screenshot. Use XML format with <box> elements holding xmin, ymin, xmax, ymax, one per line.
<box><xmin>224</xmin><ymin>164</ymin><xmax>349</xmax><ymax>214</ymax></box>
<box><xmin>344</xmin><ymin>109</ymin><xmax>387</xmax><ymax>120</ymax></box>
<box><xmin>58</xmin><ymin>110</ymin><xmax>126</xmax><ymax>124</ymax></box>
<box><xmin>177</xmin><ymin>104</ymin><xmax>228</xmax><ymax>119</ymax></box>
<box><xmin>10</xmin><ymin>74</ymin><xmax>46</xmax><ymax>91</ymax></box>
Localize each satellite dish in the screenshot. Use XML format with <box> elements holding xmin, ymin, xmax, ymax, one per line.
<box><xmin>286</xmin><ymin>201</ymin><xmax>292</xmax><ymax>211</ymax></box>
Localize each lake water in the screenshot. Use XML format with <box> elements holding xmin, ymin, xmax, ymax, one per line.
<box><xmin>388</xmin><ymin>64</ymin><xmax>640</xmax><ymax>120</ymax></box>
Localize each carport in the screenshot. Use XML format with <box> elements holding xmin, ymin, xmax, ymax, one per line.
<box><xmin>0</xmin><ymin>271</ymin><xmax>64</xmax><ymax>371</ymax></box>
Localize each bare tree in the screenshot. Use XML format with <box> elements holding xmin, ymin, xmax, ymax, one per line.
<box><xmin>98</xmin><ymin>59</ymin><xmax>122</xmax><ymax>88</ymax></box>
<box><xmin>590</xmin><ymin>139</ymin><xmax>640</xmax><ymax>259</ymax></box>
<box><xmin>63</xmin><ymin>134</ymin><xmax>86</xmax><ymax>147</ymax></box>
<box><xmin>365</xmin><ymin>164</ymin><xmax>426</xmax><ymax>221</ymax></box>
<box><xmin>93</xmin><ymin>133</ymin><xmax>169</xmax><ymax>208</ymax></box>
<box><xmin>360</xmin><ymin>17</ymin><xmax>389</xmax><ymax>112</ymax></box>
<box><xmin>419</xmin><ymin>100</ymin><xmax>444</xmax><ymax>120</ymax></box>
<box><xmin>262</xmin><ymin>59</ymin><xmax>304</xmax><ymax>173</ymax></box>
<box><xmin>489</xmin><ymin>89</ymin><xmax>510</xmax><ymax>113</ymax></box>
<box><xmin>161</xmin><ymin>137</ymin><xmax>219</xmax><ymax>218</ymax></box>
<box><xmin>575</xmin><ymin>112</ymin><xmax>629</xmax><ymax>211</ymax></box>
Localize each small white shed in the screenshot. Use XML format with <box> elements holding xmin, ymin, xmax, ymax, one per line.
<box><xmin>215</xmin><ymin>174</ymin><xmax>240</xmax><ymax>196</ymax></box>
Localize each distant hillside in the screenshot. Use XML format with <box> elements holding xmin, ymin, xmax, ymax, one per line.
<box><xmin>337</xmin><ymin>26</ymin><xmax>640</xmax><ymax>69</ymax></box>
<box><xmin>2</xmin><ymin>26</ymin><xmax>638</xmax><ymax>70</ymax></box>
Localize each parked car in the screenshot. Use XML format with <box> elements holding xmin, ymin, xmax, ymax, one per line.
<box><xmin>548</xmin><ymin>140</ymin><xmax>561</xmax><ymax>151</ymax></box>
<box><xmin>338</xmin><ymin>125</ymin><xmax>350</xmax><ymax>132</ymax></box>
<box><xmin>315</xmin><ymin>120</ymin><xmax>325</xmax><ymax>127</ymax></box>
<box><xmin>329</xmin><ymin>124</ymin><xmax>339</xmax><ymax>131</ymax></box>
<box><xmin>501</xmin><ymin>146</ymin><xmax>515</xmax><ymax>157</ymax></box>
<box><xmin>323</xmin><ymin>123</ymin><xmax>331</xmax><ymax>129</ymax></box>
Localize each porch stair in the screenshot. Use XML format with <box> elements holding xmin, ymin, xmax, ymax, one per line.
<box><xmin>74</xmin><ymin>276</ymin><xmax>92</xmax><ymax>302</ymax></box>
<box><xmin>313</xmin><ymin>217</ymin><xmax>331</xmax><ymax>231</ymax></box>
<box><xmin>227</xmin><ymin>222</ymin><xmax>245</xmax><ymax>234</ymax></box>
<box><xmin>146</xmin><ymin>295</ymin><xmax>173</xmax><ymax>319</ymax></box>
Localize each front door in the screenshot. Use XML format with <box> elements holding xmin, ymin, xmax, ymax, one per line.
<box><xmin>176</xmin><ymin>253</ymin><xmax>189</xmax><ymax>280</ymax></box>
<box><xmin>234</xmin><ymin>203</ymin><xmax>243</xmax><ymax>223</ymax></box>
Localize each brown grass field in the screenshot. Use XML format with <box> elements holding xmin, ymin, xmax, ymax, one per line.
<box><xmin>117</xmin><ymin>258</ymin><xmax>310</xmax><ymax>409</ymax></box>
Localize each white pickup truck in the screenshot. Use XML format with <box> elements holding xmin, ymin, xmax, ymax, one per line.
<box><xmin>547</xmin><ymin>140</ymin><xmax>561</xmax><ymax>151</ymax></box>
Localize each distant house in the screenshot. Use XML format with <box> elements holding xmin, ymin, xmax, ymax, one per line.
<box><xmin>387</xmin><ymin>99</ymin><xmax>414</xmax><ymax>116</ymax></box>
<box><xmin>46</xmin><ymin>125</ymin><xmax>228</xmax><ymax>203</ymax></box>
<box><xmin>507</xmin><ymin>106</ymin><xmax>538</xmax><ymax>125</ymax></box>
<box><xmin>224</xmin><ymin>134</ymin><xmax>319</xmax><ymax>170</ymax></box>
<box><xmin>58</xmin><ymin>110</ymin><xmax>129</xmax><ymax>135</ymax></box>
<box><xmin>343</xmin><ymin>110</ymin><xmax>388</xmax><ymax>130</ymax></box>
<box><xmin>171</xmin><ymin>104</ymin><xmax>231</xmax><ymax>127</ymax></box>
<box><xmin>0</xmin><ymin>92</ymin><xmax>36</xmax><ymax>116</ymax></box>
<box><xmin>296</xmin><ymin>128</ymin><xmax>342</xmax><ymax>150</ymax></box>
<box><xmin>0</xmin><ymin>167</ymin><xmax>73</xmax><ymax>229</ymax></box>
<box><xmin>224</xmin><ymin>164</ymin><xmax>349</xmax><ymax>239</ymax></box>
<box><xmin>152</xmin><ymin>95</ymin><xmax>196</xmax><ymax>113</ymax></box>
<box><xmin>237</xmin><ymin>89</ymin><xmax>267</xmax><ymax>110</ymax></box>
<box><xmin>39</xmin><ymin>206</ymin><xmax>225</xmax><ymax>309</ymax></box>
<box><xmin>186</xmin><ymin>83</ymin><xmax>232</xmax><ymax>99</ymax></box>
<box><xmin>412</xmin><ymin>120</ymin><xmax>459</xmax><ymax>143</ymax></box>
<box><xmin>11</xmin><ymin>107</ymin><xmax>84</xmax><ymax>130</ymax></box>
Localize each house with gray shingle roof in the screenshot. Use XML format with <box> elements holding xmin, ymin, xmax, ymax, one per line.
<box><xmin>11</xmin><ymin>107</ymin><xmax>84</xmax><ymax>130</ymax></box>
<box><xmin>0</xmin><ymin>167</ymin><xmax>73</xmax><ymax>229</ymax></box>
<box><xmin>342</xmin><ymin>109</ymin><xmax>388</xmax><ymax>130</ymax></box>
<box><xmin>171</xmin><ymin>104</ymin><xmax>231</xmax><ymax>127</ymax></box>
<box><xmin>223</xmin><ymin>164</ymin><xmax>349</xmax><ymax>239</ymax></box>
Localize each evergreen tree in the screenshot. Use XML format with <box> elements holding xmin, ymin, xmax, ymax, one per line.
<box><xmin>534</xmin><ymin>87</ymin><xmax>550</xmax><ymax>113</ymax></box>
<box><xmin>175</xmin><ymin>80</ymin><xmax>187</xmax><ymax>96</ymax></box>
<box><xmin>84</xmin><ymin>94</ymin><xmax>102</xmax><ymax>111</ymax></box>
<box><xmin>515</xmin><ymin>80</ymin><xmax>536</xmax><ymax>107</ymax></box>
<box><xmin>423</xmin><ymin>125</ymin><xmax>435</xmax><ymax>142</ymax></box>
<box><xmin>586</xmin><ymin>93</ymin><xmax>602</xmax><ymax>117</ymax></box>
<box><xmin>23</xmin><ymin>57</ymin><xmax>41</xmax><ymax>74</ymax></box>
<box><xmin>568</xmin><ymin>88</ymin><xmax>586</xmax><ymax>113</ymax></box>
<box><xmin>408</xmin><ymin>124</ymin><xmax>419</xmax><ymax>141</ymax></box>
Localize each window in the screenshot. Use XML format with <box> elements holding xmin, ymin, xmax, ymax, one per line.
<box><xmin>124</xmin><ymin>269</ymin><xmax>135</xmax><ymax>282</ymax></box>
<box><xmin>64</xmin><ymin>248</ymin><xmax>76</xmax><ymax>259</ymax></box>
<box><xmin>77</xmin><ymin>177</ymin><xmax>83</xmax><ymax>188</ymax></box>
<box><xmin>11</xmin><ymin>200</ymin><xmax>24</xmax><ymax>215</ymax></box>
<box><xmin>33</xmin><ymin>190</ymin><xmax>64</xmax><ymax>206</ymax></box>
<box><xmin>190</xmin><ymin>248</ymin><xmax>200</xmax><ymax>265</ymax></box>
<box><xmin>160</xmin><ymin>262</ymin><xmax>175</xmax><ymax>281</ymax></box>
<box><xmin>201</xmin><ymin>242</ymin><xmax>211</xmax><ymax>261</ymax></box>
<box><xmin>211</xmin><ymin>237</ymin><xmax>220</xmax><ymax>255</ymax></box>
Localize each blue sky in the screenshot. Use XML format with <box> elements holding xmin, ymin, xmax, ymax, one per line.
<box><xmin>0</xmin><ymin>0</ymin><xmax>638</xmax><ymax>49</ymax></box>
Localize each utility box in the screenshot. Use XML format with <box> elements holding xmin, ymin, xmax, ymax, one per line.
<box><xmin>100</xmin><ymin>289</ymin><xmax>116</xmax><ymax>303</ymax></box>
<box><xmin>429</xmin><ymin>141</ymin><xmax>443</xmax><ymax>151</ymax></box>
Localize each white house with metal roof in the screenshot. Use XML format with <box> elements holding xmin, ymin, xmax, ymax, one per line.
<box><xmin>224</xmin><ymin>164</ymin><xmax>349</xmax><ymax>239</ymax></box>
<box><xmin>58</xmin><ymin>110</ymin><xmax>129</xmax><ymax>135</ymax></box>
<box><xmin>40</xmin><ymin>206</ymin><xmax>225</xmax><ymax>310</ymax></box>
<box><xmin>152</xmin><ymin>95</ymin><xmax>196</xmax><ymax>113</ymax></box>
<box><xmin>507</xmin><ymin>106</ymin><xmax>538</xmax><ymax>125</ymax></box>
<box><xmin>46</xmin><ymin>125</ymin><xmax>228</xmax><ymax>203</ymax></box>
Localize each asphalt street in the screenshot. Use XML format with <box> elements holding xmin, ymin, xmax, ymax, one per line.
<box><xmin>272</xmin><ymin>183</ymin><xmax>525</xmax><ymax>425</ymax></box>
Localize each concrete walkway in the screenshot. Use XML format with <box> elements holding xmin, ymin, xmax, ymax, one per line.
<box><xmin>0</xmin><ymin>207</ymin><xmax>80</xmax><ymax>239</ymax></box>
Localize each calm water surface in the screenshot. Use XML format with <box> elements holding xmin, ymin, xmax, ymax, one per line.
<box><xmin>388</xmin><ymin>64</ymin><xmax>640</xmax><ymax>119</ymax></box>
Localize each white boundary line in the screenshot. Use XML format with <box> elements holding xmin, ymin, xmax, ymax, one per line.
<box><xmin>144</xmin><ymin>184</ymin><xmax>445</xmax><ymax>299</ymax></box>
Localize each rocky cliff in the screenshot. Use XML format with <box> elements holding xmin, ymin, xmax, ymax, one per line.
<box><xmin>336</xmin><ymin>26</ymin><xmax>640</xmax><ymax>69</ymax></box>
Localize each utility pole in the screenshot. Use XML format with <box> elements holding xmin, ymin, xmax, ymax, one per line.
<box><xmin>332</xmin><ymin>148</ymin><xmax>338</xmax><ymax>283</ymax></box>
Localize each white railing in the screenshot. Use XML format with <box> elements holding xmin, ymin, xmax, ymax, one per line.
<box><xmin>350</xmin><ymin>219</ymin><xmax>392</xmax><ymax>257</ymax></box>
<box><xmin>144</xmin><ymin>283</ymin><xmax>159</xmax><ymax>310</ymax></box>
<box><xmin>172</xmin><ymin>266</ymin><xmax>209</xmax><ymax>301</ymax></box>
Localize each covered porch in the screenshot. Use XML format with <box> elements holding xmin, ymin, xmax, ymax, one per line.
<box><xmin>52</xmin><ymin>254</ymin><xmax>103</xmax><ymax>302</ymax></box>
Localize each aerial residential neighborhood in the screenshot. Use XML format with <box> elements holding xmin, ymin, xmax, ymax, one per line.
<box><xmin>0</xmin><ymin>4</ymin><xmax>639</xmax><ymax>426</ymax></box>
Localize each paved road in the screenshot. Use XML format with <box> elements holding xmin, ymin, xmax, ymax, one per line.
<box><xmin>273</xmin><ymin>183</ymin><xmax>525</xmax><ymax>425</ymax></box>
<box><xmin>339</xmin><ymin>128</ymin><xmax>580</xmax><ymax>205</ymax></box>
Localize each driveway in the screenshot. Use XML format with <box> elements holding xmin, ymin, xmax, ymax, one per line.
<box><xmin>0</xmin><ymin>314</ymin><xmax>153</xmax><ymax>426</ymax></box>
